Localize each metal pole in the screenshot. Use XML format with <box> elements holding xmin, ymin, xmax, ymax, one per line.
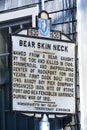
<box><xmin>41</xmin><ymin>0</ymin><xmax>45</xmax><ymax>10</ymax></box>
<box><xmin>39</xmin><ymin>114</ymin><xmax>50</xmax><ymax>130</ymax></box>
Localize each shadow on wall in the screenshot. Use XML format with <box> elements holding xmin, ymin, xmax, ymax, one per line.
<box><xmin>0</xmin><ymin>67</ymin><xmax>9</xmax><ymax>85</ymax></box>
<box><xmin>0</xmin><ymin>56</ymin><xmax>9</xmax><ymax>85</ymax></box>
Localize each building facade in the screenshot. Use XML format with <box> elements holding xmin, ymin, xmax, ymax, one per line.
<box><xmin>0</xmin><ymin>0</ymin><xmax>80</xmax><ymax>130</ymax></box>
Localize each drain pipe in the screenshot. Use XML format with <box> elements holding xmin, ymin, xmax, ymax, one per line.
<box><xmin>39</xmin><ymin>114</ymin><xmax>50</xmax><ymax>130</ymax></box>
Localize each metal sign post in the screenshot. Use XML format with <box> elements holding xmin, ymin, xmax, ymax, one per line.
<box><xmin>39</xmin><ymin>114</ymin><xmax>50</xmax><ymax>130</ymax></box>
<box><xmin>41</xmin><ymin>0</ymin><xmax>45</xmax><ymax>10</ymax></box>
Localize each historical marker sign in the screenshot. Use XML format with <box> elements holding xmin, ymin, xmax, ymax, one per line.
<box><xmin>11</xmin><ymin>11</ymin><xmax>75</xmax><ymax>114</ymax></box>
<box><xmin>12</xmin><ymin>34</ymin><xmax>75</xmax><ymax>114</ymax></box>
